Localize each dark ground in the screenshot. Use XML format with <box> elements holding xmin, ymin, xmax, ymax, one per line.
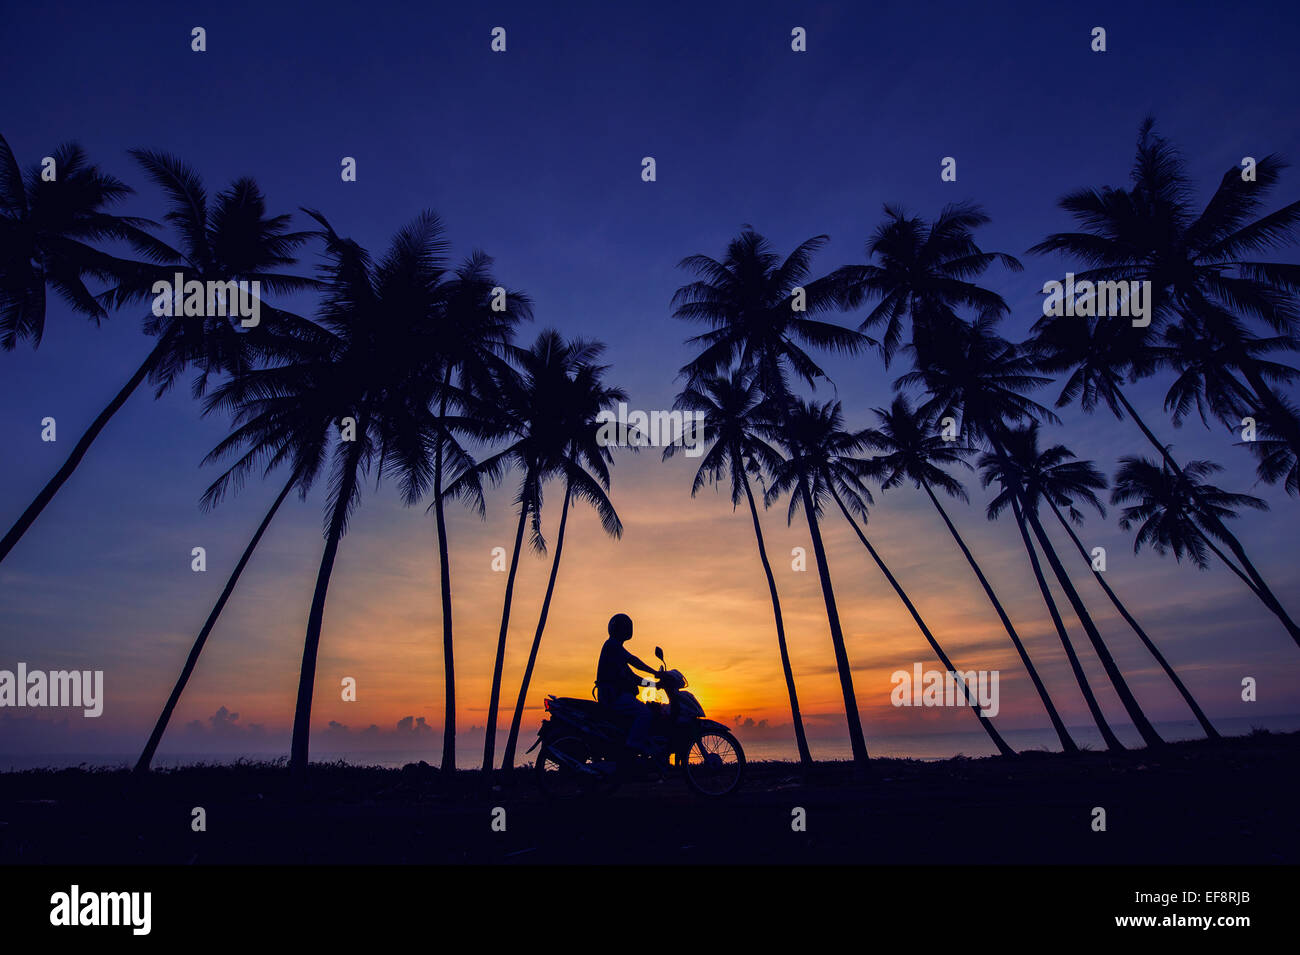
<box><xmin>2</xmin><ymin>730</ymin><xmax>1297</xmax><ymax>865</ymax></box>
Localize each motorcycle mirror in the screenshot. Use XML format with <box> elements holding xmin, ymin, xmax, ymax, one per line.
<box><xmin>654</xmin><ymin>646</ymin><xmax>664</xmax><ymax>661</ymax></box>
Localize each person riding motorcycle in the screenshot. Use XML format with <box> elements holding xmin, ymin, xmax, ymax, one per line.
<box><xmin>595</xmin><ymin>613</ymin><xmax>664</xmax><ymax>762</ymax></box>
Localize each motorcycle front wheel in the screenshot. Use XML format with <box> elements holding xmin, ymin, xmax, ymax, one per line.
<box><xmin>681</xmin><ymin>729</ymin><xmax>745</xmax><ymax>797</ymax></box>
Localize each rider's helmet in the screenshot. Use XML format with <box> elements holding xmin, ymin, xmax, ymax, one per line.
<box><xmin>608</xmin><ymin>613</ymin><xmax>633</xmax><ymax>641</ymax></box>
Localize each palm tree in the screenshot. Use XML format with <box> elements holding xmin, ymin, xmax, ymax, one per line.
<box><xmin>463</xmin><ymin>330</ymin><xmax>612</xmax><ymax>776</ymax></box>
<box><xmin>1029</xmin><ymin>117</ymin><xmax>1300</xmax><ymax>463</ymax></box>
<box><xmin>664</xmin><ymin>370</ymin><xmax>814</xmax><ymax>768</ymax></box>
<box><xmin>1028</xmin><ymin>309</ymin><xmax>1300</xmax><ymax>644</ymax></box>
<box><xmin>775</xmin><ymin>400</ymin><xmax>1017</xmax><ymax>756</ymax></box>
<box><xmin>672</xmin><ymin>230</ymin><xmax>870</xmax><ymax>769</ymax></box>
<box><xmin>762</xmin><ymin>399</ymin><xmax>871</xmax><ymax>769</ymax></box>
<box><xmin>1110</xmin><ymin>456</ymin><xmax>1295</xmax><ymax>647</ymax></box>
<box><xmin>831</xmin><ymin>201</ymin><xmax>1022</xmax><ymax>364</ymax></box>
<box><xmin>377</xmin><ymin>250</ymin><xmax>531</xmax><ymax>774</ymax></box>
<box><xmin>133</xmin><ymin>372</ymin><xmax>330</xmax><ymax>774</ymax></box>
<box><xmin>499</xmin><ymin>350</ymin><xmax>625</xmax><ymax>771</ymax></box>
<box><xmin>0</xmin><ymin>148</ymin><xmax>313</xmax><ymax>566</ymax></box>
<box><xmin>981</xmin><ymin>425</ymin><xmax>1165</xmax><ymax>749</ymax></box>
<box><xmin>862</xmin><ymin>394</ymin><xmax>1078</xmax><ymax>752</ymax></box>
<box><xmin>262</xmin><ymin>209</ymin><xmax>458</xmax><ymax>778</ymax></box>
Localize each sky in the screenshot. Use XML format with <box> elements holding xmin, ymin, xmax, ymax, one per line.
<box><xmin>2</xmin><ymin>0</ymin><xmax>1299</xmax><ymax>766</ymax></box>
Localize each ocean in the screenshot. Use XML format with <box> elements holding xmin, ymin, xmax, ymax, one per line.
<box><xmin>4</xmin><ymin>713</ymin><xmax>1298</xmax><ymax>771</ymax></box>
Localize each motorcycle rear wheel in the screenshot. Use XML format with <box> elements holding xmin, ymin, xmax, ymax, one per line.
<box><xmin>682</xmin><ymin>729</ymin><xmax>745</xmax><ymax>797</ymax></box>
<box><xmin>535</xmin><ymin>735</ymin><xmax>620</xmax><ymax>798</ymax></box>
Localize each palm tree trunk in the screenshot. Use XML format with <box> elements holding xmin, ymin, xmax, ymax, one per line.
<box><xmin>433</xmin><ymin>385</ymin><xmax>456</xmax><ymax>775</ymax></box>
<box><xmin>919</xmin><ymin>480</ymin><xmax>1078</xmax><ymax>753</ymax></box>
<box><xmin>501</xmin><ymin>483</ymin><xmax>572</xmax><ymax>771</ymax></box>
<box><xmin>134</xmin><ymin>469</ymin><xmax>299</xmax><ymax>774</ymax></box>
<box><xmin>740</xmin><ymin>468</ymin><xmax>813</xmax><ymax>768</ymax></box>
<box><xmin>1112</xmin><ymin>383</ymin><xmax>1300</xmax><ymax>645</ymax></box>
<box><xmin>482</xmin><ymin>497</ymin><xmax>531</xmax><ymax>775</ymax></box>
<box><xmin>1010</xmin><ymin>496</ymin><xmax>1126</xmax><ymax>752</ymax></box>
<box><xmin>1022</xmin><ymin>505</ymin><xmax>1165</xmax><ymax>748</ymax></box>
<box><xmin>290</xmin><ymin>424</ymin><xmax>368</xmax><ymax>780</ymax></box>
<box><xmin>797</xmin><ymin>482</ymin><xmax>870</xmax><ymax>769</ymax></box>
<box><xmin>1045</xmin><ymin>498</ymin><xmax>1220</xmax><ymax>740</ymax></box>
<box><xmin>0</xmin><ymin>336</ymin><xmax>166</xmax><ymax>565</ymax></box>
<box><xmin>829</xmin><ymin>487</ymin><xmax>1015</xmax><ymax>756</ymax></box>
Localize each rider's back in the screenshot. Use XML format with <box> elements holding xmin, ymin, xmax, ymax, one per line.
<box><xmin>595</xmin><ymin>637</ymin><xmax>639</xmax><ymax>703</ymax></box>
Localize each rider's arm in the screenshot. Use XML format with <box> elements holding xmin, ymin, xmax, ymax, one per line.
<box><xmin>624</xmin><ymin>649</ymin><xmax>659</xmax><ymax>677</ymax></box>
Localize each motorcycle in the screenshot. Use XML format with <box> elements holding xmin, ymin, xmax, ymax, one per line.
<box><xmin>527</xmin><ymin>646</ymin><xmax>745</xmax><ymax>798</ymax></box>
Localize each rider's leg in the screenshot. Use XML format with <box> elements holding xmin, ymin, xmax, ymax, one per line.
<box><xmin>627</xmin><ymin>701</ymin><xmax>654</xmax><ymax>753</ymax></box>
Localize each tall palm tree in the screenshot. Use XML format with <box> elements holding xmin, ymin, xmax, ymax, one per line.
<box><xmin>664</xmin><ymin>370</ymin><xmax>814</xmax><ymax>767</ymax></box>
<box><xmin>263</xmin><ymin>209</ymin><xmax>457</xmax><ymax>778</ymax></box>
<box><xmin>462</xmin><ymin>330</ymin><xmax>611</xmax><ymax>776</ymax></box>
<box><xmin>377</xmin><ymin>250</ymin><xmax>531</xmax><ymax>773</ymax></box>
<box><xmin>0</xmin><ymin>148</ymin><xmax>313</xmax><ymax>565</ymax></box>
<box><xmin>831</xmin><ymin>201</ymin><xmax>1022</xmax><ymax>364</ymax></box>
<box><xmin>499</xmin><ymin>351</ymin><xmax>625</xmax><ymax>770</ymax></box>
<box><xmin>133</xmin><ymin>345</ymin><xmax>335</xmax><ymax>775</ymax></box>
<box><xmin>1110</xmin><ymin>456</ymin><xmax>1295</xmax><ymax>648</ymax></box>
<box><xmin>762</xmin><ymin>399</ymin><xmax>871</xmax><ymax>769</ymax></box>
<box><xmin>774</xmin><ymin>400</ymin><xmax>1017</xmax><ymax>756</ymax></box>
<box><xmin>1029</xmin><ymin>117</ymin><xmax>1300</xmax><ymax>463</ymax></box>
<box><xmin>672</xmin><ymin>230</ymin><xmax>869</xmax><ymax>768</ymax></box>
<box><xmin>862</xmin><ymin>394</ymin><xmax>1078</xmax><ymax>752</ymax></box>
<box><xmin>981</xmin><ymin>425</ymin><xmax>1165</xmax><ymax>748</ymax></box>
<box><xmin>1029</xmin><ymin>310</ymin><xmax>1300</xmax><ymax>643</ymax></box>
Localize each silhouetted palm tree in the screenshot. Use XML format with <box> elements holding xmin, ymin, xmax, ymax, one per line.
<box><xmin>672</xmin><ymin>230</ymin><xmax>870</xmax><ymax>767</ymax></box>
<box><xmin>500</xmin><ymin>349</ymin><xmax>625</xmax><ymax>771</ymax></box>
<box><xmin>378</xmin><ymin>250</ymin><xmax>531</xmax><ymax>773</ymax></box>
<box><xmin>832</xmin><ymin>201</ymin><xmax>1022</xmax><ymax>364</ymax></box>
<box><xmin>133</xmin><ymin>330</ymin><xmax>337</xmax><ymax>774</ymax></box>
<box><xmin>982</xmin><ymin>425</ymin><xmax>1164</xmax><ymax>748</ymax></box>
<box><xmin>463</xmin><ymin>330</ymin><xmax>612</xmax><ymax>776</ymax></box>
<box><xmin>1029</xmin><ymin>117</ymin><xmax>1300</xmax><ymax>463</ymax></box>
<box><xmin>264</xmin><ymin>209</ymin><xmax>458</xmax><ymax>778</ymax></box>
<box><xmin>782</xmin><ymin>400</ymin><xmax>1016</xmax><ymax>755</ymax></box>
<box><xmin>665</xmin><ymin>370</ymin><xmax>814</xmax><ymax>768</ymax></box>
<box><xmin>762</xmin><ymin>398</ymin><xmax>871</xmax><ymax>769</ymax></box>
<box><xmin>0</xmin><ymin>148</ymin><xmax>313</xmax><ymax>565</ymax></box>
<box><xmin>1111</xmin><ymin>456</ymin><xmax>1294</xmax><ymax>650</ymax></box>
<box><xmin>862</xmin><ymin>394</ymin><xmax>1078</xmax><ymax>752</ymax></box>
